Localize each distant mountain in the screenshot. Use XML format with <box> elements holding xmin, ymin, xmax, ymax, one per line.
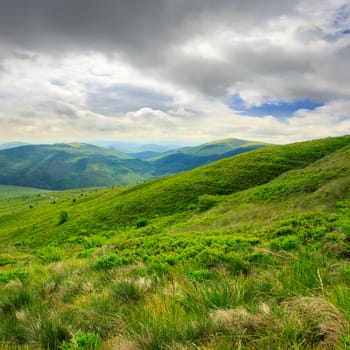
<box><xmin>0</xmin><ymin>142</ymin><xmax>30</xmax><ymax>150</ymax></box>
<box><xmin>90</xmin><ymin>141</ymin><xmax>179</xmax><ymax>154</ymax></box>
<box><xmin>149</xmin><ymin>138</ymin><xmax>270</xmax><ymax>176</ymax></box>
<box><xmin>127</xmin><ymin>151</ymin><xmax>163</xmax><ymax>159</ymax></box>
<box><xmin>0</xmin><ymin>138</ymin><xmax>271</xmax><ymax>190</ymax></box>
<box><xmin>0</xmin><ymin>143</ymin><xmax>153</xmax><ymax>190</ymax></box>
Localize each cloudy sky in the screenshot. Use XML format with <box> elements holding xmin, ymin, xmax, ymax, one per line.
<box><xmin>0</xmin><ymin>0</ymin><xmax>350</xmax><ymax>145</ymax></box>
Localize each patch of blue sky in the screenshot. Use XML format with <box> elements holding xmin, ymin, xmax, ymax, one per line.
<box><xmin>324</xmin><ymin>4</ymin><xmax>350</xmax><ymax>41</ymax></box>
<box><xmin>229</xmin><ymin>95</ymin><xmax>324</xmax><ymax>118</ymax></box>
<box><xmin>323</xmin><ymin>28</ymin><xmax>350</xmax><ymax>42</ymax></box>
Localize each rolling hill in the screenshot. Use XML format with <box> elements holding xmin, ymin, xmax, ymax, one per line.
<box><xmin>0</xmin><ymin>184</ymin><xmax>49</xmax><ymax>200</ymax></box>
<box><xmin>0</xmin><ymin>138</ymin><xmax>269</xmax><ymax>190</ymax></box>
<box><xmin>1</xmin><ymin>135</ymin><xmax>350</xmax><ymax>349</ymax></box>
<box><xmin>0</xmin><ymin>141</ymin><xmax>29</xmax><ymax>150</ymax></box>
<box><xmin>0</xmin><ymin>143</ymin><xmax>153</xmax><ymax>190</ymax></box>
<box><xmin>149</xmin><ymin>138</ymin><xmax>269</xmax><ymax>175</ymax></box>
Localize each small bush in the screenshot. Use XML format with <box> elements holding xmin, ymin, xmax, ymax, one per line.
<box><xmin>0</xmin><ymin>269</ymin><xmax>29</xmax><ymax>283</ymax></box>
<box><xmin>93</xmin><ymin>253</ymin><xmax>127</xmax><ymax>270</ymax></box>
<box><xmin>76</xmin><ymin>332</ymin><xmax>102</xmax><ymax>349</ymax></box>
<box><xmin>36</xmin><ymin>246</ymin><xmax>64</xmax><ymax>263</ymax></box>
<box><xmin>57</xmin><ymin>211</ymin><xmax>68</xmax><ymax>226</ymax></box>
<box><xmin>136</xmin><ymin>218</ymin><xmax>149</xmax><ymax>228</ymax></box>
<box><xmin>60</xmin><ymin>332</ymin><xmax>102</xmax><ymax>350</ymax></box>
<box><xmin>196</xmin><ymin>248</ymin><xmax>224</xmax><ymax>267</ymax></box>
<box><xmin>82</xmin><ymin>236</ymin><xmax>104</xmax><ymax>249</ymax></box>
<box><xmin>76</xmin><ymin>249</ymin><xmax>95</xmax><ymax>259</ymax></box>
<box><xmin>270</xmin><ymin>236</ymin><xmax>299</xmax><ymax>251</ymax></box>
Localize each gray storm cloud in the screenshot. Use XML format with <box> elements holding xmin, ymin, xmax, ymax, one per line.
<box><xmin>0</xmin><ymin>0</ymin><xmax>348</xmax><ymax>100</ymax></box>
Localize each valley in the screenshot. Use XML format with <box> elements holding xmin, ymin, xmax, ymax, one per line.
<box><xmin>0</xmin><ymin>138</ymin><xmax>268</xmax><ymax>190</ymax></box>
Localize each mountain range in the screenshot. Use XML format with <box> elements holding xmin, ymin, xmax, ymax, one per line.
<box><xmin>0</xmin><ymin>138</ymin><xmax>268</xmax><ymax>189</ymax></box>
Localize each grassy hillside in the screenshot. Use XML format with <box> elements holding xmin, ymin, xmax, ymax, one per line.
<box><xmin>0</xmin><ymin>185</ymin><xmax>48</xmax><ymax>199</ymax></box>
<box><xmin>107</xmin><ymin>135</ymin><xmax>350</xmax><ymax>225</ymax></box>
<box><xmin>149</xmin><ymin>138</ymin><xmax>269</xmax><ymax>175</ymax></box>
<box><xmin>1</xmin><ymin>135</ymin><xmax>350</xmax><ymax>349</ymax></box>
<box><xmin>0</xmin><ymin>139</ymin><xmax>270</xmax><ymax>190</ymax></box>
<box><xmin>0</xmin><ymin>143</ymin><xmax>153</xmax><ymax>190</ymax></box>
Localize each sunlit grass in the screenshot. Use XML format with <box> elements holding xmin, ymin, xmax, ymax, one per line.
<box><xmin>1</xmin><ymin>136</ymin><xmax>350</xmax><ymax>348</ymax></box>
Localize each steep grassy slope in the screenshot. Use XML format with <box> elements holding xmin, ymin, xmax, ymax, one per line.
<box><xmin>106</xmin><ymin>135</ymin><xmax>350</xmax><ymax>225</ymax></box>
<box><xmin>0</xmin><ymin>143</ymin><xmax>153</xmax><ymax>190</ymax></box>
<box><xmin>149</xmin><ymin>138</ymin><xmax>269</xmax><ymax>175</ymax></box>
<box><xmin>1</xmin><ymin>135</ymin><xmax>350</xmax><ymax>349</ymax></box>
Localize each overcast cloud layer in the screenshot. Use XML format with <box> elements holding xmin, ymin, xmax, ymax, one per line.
<box><xmin>0</xmin><ymin>0</ymin><xmax>349</xmax><ymax>144</ymax></box>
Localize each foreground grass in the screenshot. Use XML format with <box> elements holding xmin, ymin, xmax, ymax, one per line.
<box><xmin>1</xmin><ymin>205</ymin><xmax>350</xmax><ymax>349</ymax></box>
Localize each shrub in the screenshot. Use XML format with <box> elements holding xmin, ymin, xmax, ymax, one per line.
<box><xmin>60</xmin><ymin>332</ymin><xmax>102</xmax><ymax>350</ymax></box>
<box><xmin>196</xmin><ymin>248</ymin><xmax>224</xmax><ymax>267</ymax></box>
<box><xmin>76</xmin><ymin>249</ymin><xmax>95</xmax><ymax>259</ymax></box>
<box><xmin>270</xmin><ymin>236</ymin><xmax>299</xmax><ymax>251</ymax></box>
<box><xmin>82</xmin><ymin>236</ymin><xmax>104</xmax><ymax>249</ymax></box>
<box><xmin>0</xmin><ymin>269</ymin><xmax>29</xmax><ymax>283</ymax></box>
<box><xmin>57</xmin><ymin>211</ymin><xmax>68</xmax><ymax>226</ymax></box>
<box><xmin>93</xmin><ymin>253</ymin><xmax>127</xmax><ymax>270</ymax></box>
<box><xmin>36</xmin><ymin>246</ymin><xmax>64</xmax><ymax>263</ymax></box>
<box><xmin>136</xmin><ymin>218</ymin><xmax>149</xmax><ymax>228</ymax></box>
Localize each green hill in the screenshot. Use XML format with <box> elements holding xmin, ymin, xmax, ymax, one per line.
<box><xmin>0</xmin><ymin>143</ymin><xmax>153</xmax><ymax>190</ymax></box>
<box><xmin>0</xmin><ymin>139</ymin><xmax>270</xmax><ymax>190</ymax></box>
<box><xmin>106</xmin><ymin>135</ymin><xmax>350</xmax><ymax>225</ymax></box>
<box><xmin>1</xmin><ymin>135</ymin><xmax>350</xmax><ymax>349</ymax></box>
<box><xmin>149</xmin><ymin>138</ymin><xmax>269</xmax><ymax>175</ymax></box>
<box><xmin>0</xmin><ymin>184</ymin><xmax>49</xmax><ymax>199</ymax></box>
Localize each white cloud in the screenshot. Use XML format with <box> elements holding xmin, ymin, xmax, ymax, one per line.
<box><xmin>0</xmin><ymin>0</ymin><xmax>349</xmax><ymax>144</ymax></box>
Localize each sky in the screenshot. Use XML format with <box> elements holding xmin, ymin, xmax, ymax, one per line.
<box><xmin>0</xmin><ymin>0</ymin><xmax>350</xmax><ymax>145</ymax></box>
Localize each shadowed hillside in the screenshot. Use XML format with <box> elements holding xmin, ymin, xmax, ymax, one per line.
<box><xmin>149</xmin><ymin>138</ymin><xmax>269</xmax><ymax>175</ymax></box>
<box><xmin>0</xmin><ymin>143</ymin><xmax>153</xmax><ymax>190</ymax></box>
<box><xmin>0</xmin><ymin>138</ymin><xmax>270</xmax><ymax>190</ymax></box>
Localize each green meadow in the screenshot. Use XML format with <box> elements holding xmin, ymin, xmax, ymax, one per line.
<box><xmin>1</xmin><ymin>135</ymin><xmax>350</xmax><ymax>349</ymax></box>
